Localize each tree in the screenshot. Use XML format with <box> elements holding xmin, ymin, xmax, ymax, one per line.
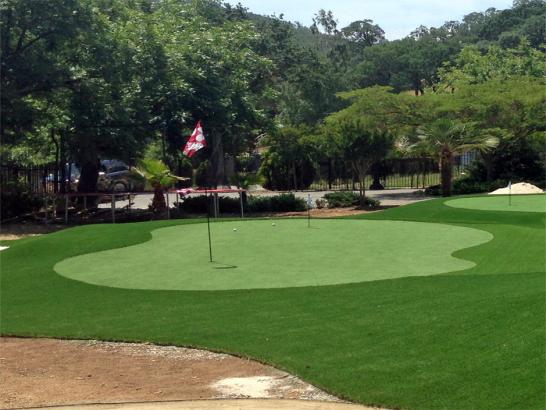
<box><xmin>138</xmin><ymin>158</ymin><xmax>177</xmax><ymax>214</ymax></box>
<box><xmin>415</xmin><ymin>119</ymin><xmax>498</xmax><ymax>196</ymax></box>
<box><xmin>0</xmin><ymin>0</ymin><xmax>92</xmax><ymax>151</ymax></box>
<box><xmin>429</xmin><ymin>77</ymin><xmax>546</xmax><ymax>182</ymax></box>
<box><xmin>259</xmin><ymin>126</ymin><xmax>319</xmax><ymax>190</ymax></box>
<box><xmin>153</xmin><ymin>0</ymin><xmax>275</xmax><ymax>186</ymax></box>
<box><xmin>324</xmin><ymin>119</ymin><xmax>393</xmax><ymax>203</ymax></box>
<box><xmin>311</xmin><ymin>9</ymin><xmax>339</xmax><ymax>35</ymax></box>
<box><xmin>341</xmin><ymin>20</ymin><xmax>385</xmax><ymax>46</ymax></box>
<box><xmin>436</xmin><ymin>41</ymin><xmax>546</xmax><ymax>89</ymax></box>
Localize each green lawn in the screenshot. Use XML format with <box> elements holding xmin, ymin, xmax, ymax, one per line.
<box><xmin>55</xmin><ymin>219</ymin><xmax>491</xmax><ymax>290</ymax></box>
<box><xmin>445</xmin><ymin>194</ymin><xmax>546</xmax><ymax>213</ymax></box>
<box><xmin>1</xmin><ymin>196</ymin><xmax>544</xmax><ymax>410</ymax></box>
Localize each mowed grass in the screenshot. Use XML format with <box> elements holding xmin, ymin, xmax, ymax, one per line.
<box><xmin>1</xmin><ymin>196</ymin><xmax>544</xmax><ymax>410</ymax></box>
<box><xmin>445</xmin><ymin>194</ymin><xmax>546</xmax><ymax>213</ymax></box>
<box><xmin>54</xmin><ymin>219</ymin><xmax>492</xmax><ymax>290</ymax></box>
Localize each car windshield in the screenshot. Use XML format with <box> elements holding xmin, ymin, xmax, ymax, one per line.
<box><xmin>101</xmin><ymin>160</ymin><xmax>128</xmax><ymax>174</ymax></box>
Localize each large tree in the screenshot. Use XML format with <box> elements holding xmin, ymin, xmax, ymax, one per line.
<box><xmin>416</xmin><ymin>119</ymin><xmax>498</xmax><ymax>196</ymax></box>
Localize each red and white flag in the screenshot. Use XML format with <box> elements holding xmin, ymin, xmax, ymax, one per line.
<box><xmin>182</xmin><ymin>121</ymin><xmax>206</xmax><ymax>157</ymax></box>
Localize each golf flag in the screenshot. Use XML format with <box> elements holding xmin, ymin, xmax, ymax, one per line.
<box><xmin>508</xmin><ymin>180</ymin><xmax>512</xmax><ymax>191</ymax></box>
<box><xmin>307</xmin><ymin>194</ymin><xmax>313</xmax><ymax>208</ymax></box>
<box><xmin>183</xmin><ymin>121</ymin><xmax>206</xmax><ymax>157</ymax></box>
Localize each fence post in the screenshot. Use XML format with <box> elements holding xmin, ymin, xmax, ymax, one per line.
<box><xmin>65</xmin><ymin>194</ymin><xmax>69</xmax><ymax>224</ymax></box>
<box><xmin>44</xmin><ymin>195</ymin><xmax>48</xmax><ymax>223</ymax></box>
<box><xmin>111</xmin><ymin>194</ymin><xmax>115</xmax><ymax>224</ymax></box>
<box><xmin>166</xmin><ymin>192</ymin><xmax>170</xmax><ymax>220</ymax></box>
<box><xmin>240</xmin><ymin>191</ymin><xmax>244</xmax><ymax>218</ymax></box>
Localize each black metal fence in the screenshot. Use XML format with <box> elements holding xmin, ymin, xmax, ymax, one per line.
<box><xmin>307</xmin><ymin>157</ymin><xmax>466</xmax><ymax>191</ymax></box>
<box><xmin>1</xmin><ymin>155</ymin><xmax>470</xmax><ymax>196</ymax></box>
<box><xmin>1</xmin><ymin>163</ymin><xmax>59</xmax><ymax>195</ymax></box>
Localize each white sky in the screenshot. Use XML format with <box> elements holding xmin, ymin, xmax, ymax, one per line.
<box><xmin>225</xmin><ymin>0</ymin><xmax>514</xmax><ymax>40</ymax></box>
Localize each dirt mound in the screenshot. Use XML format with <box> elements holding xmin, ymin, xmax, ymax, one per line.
<box><xmin>489</xmin><ymin>182</ymin><xmax>543</xmax><ymax>195</ymax></box>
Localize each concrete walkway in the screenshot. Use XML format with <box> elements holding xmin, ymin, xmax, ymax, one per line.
<box><xmin>26</xmin><ymin>399</ymin><xmax>379</xmax><ymax>410</ymax></box>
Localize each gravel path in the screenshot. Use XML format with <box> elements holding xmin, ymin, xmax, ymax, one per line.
<box><xmin>1</xmin><ymin>338</ymin><xmax>366</xmax><ymax>410</ymax></box>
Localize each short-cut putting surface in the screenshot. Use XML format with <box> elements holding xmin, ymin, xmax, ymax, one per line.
<box><xmin>54</xmin><ymin>219</ymin><xmax>492</xmax><ymax>290</ymax></box>
<box><xmin>445</xmin><ymin>194</ymin><xmax>546</xmax><ymax>213</ymax></box>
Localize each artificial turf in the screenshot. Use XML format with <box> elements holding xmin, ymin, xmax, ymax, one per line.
<box><xmin>1</xmin><ymin>196</ymin><xmax>544</xmax><ymax>410</ymax></box>
<box><xmin>445</xmin><ymin>194</ymin><xmax>546</xmax><ymax>213</ymax></box>
<box><xmin>54</xmin><ymin>219</ymin><xmax>492</xmax><ymax>290</ymax></box>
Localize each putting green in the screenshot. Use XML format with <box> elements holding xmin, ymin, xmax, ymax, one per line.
<box><xmin>445</xmin><ymin>194</ymin><xmax>546</xmax><ymax>213</ymax></box>
<box><xmin>54</xmin><ymin>219</ymin><xmax>492</xmax><ymax>291</ymax></box>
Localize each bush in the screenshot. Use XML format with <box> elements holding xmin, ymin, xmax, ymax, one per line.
<box><xmin>180</xmin><ymin>195</ymin><xmax>241</xmax><ymax>214</ymax></box>
<box><xmin>358</xmin><ymin>196</ymin><xmax>380</xmax><ymax>209</ymax></box>
<box><xmin>425</xmin><ymin>179</ymin><xmax>509</xmax><ymax>196</ymax></box>
<box><xmin>1</xmin><ymin>179</ymin><xmax>42</xmax><ymax>220</ymax></box>
<box><xmin>179</xmin><ymin>193</ymin><xmax>306</xmax><ymax>214</ymax></box>
<box><xmin>315</xmin><ymin>198</ymin><xmax>327</xmax><ymax>209</ymax></box>
<box><xmin>323</xmin><ymin>191</ymin><xmax>380</xmax><ymax>209</ymax></box>
<box><xmin>324</xmin><ymin>192</ymin><xmax>360</xmax><ymax>208</ymax></box>
<box><xmin>247</xmin><ymin>194</ymin><xmax>306</xmax><ymax>212</ymax></box>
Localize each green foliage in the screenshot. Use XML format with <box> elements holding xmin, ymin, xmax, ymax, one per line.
<box><xmin>425</xmin><ymin>179</ymin><xmax>508</xmax><ymax>196</ymax></box>
<box><xmin>246</xmin><ymin>193</ymin><xmax>307</xmax><ymax>212</ymax></box>
<box><xmin>0</xmin><ymin>178</ymin><xmax>42</xmax><ymax>220</ymax></box>
<box><xmin>323</xmin><ymin>192</ymin><xmax>380</xmax><ymax>208</ymax></box>
<box><xmin>324</xmin><ymin>191</ymin><xmax>359</xmax><ymax>208</ymax></box>
<box><xmin>259</xmin><ymin>126</ymin><xmax>319</xmax><ymax>190</ymax></box>
<box><xmin>137</xmin><ymin>159</ymin><xmax>176</xmax><ymax>190</ymax></box>
<box><xmin>415</xmin><ymin>118</ymin><xmax>498</xmax><ymax>196</ymax></box>
<box><xmin>437</xmin><ymin>41</ymin><xmax>546</xmax><ymax>88</ymax></box>
<box><xmin>181</xmin><ymin>193</ymin><xmax>306</xmax><ymax>213</ymax></box>
<box><xmin>180</xmin><ymin>195</ymin><xmax>240</xmax><ymax>214</ymax></box>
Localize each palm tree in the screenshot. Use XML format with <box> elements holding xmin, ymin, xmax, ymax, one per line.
<box><xmin>138</xmin><ymin>159</ymin><xmax>178</xmax><ymax>213</ymax></box>
<box><xmin>416</xmin><ymin>119</ymin><xmax>498</xmax><ymax>197</ymax></box>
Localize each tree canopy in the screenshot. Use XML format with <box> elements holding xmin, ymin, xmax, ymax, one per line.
<box><xmin>2</xmin><ymin>0</ymin><xmax>545</xmax><ymax>194</ymax></box>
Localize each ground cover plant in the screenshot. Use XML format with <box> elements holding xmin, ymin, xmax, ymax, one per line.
<box><xmin>1</xmin><ymin>196</ymin><xmax>545</xmax><ymax>410</ymax></box>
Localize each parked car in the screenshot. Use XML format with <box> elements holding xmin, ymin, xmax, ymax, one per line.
<box><xmin>48</xmin><ymin>160</ymin><xmax>145</xmax><ymax>193</ymax></box>
<box><xmin>97</xmin><ymin>160</ymin><xmax>145</xmax><ymax>193</ymax></box>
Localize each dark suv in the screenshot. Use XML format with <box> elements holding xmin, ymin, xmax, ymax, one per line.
<box><xmin>49</xmin><ymin>160</ymin><xmax>144</xmax><ymax>192</ymax></box>
<box><xmin>97</xmin><ymin>160</ymin><xmax>144</xmax><ymax>192</ymax></box>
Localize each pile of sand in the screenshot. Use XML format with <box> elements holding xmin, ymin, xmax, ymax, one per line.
<box><xmin>489</xmin><ymin>182</ymin><xmax>544</xmax><ymax>195</ymax></box>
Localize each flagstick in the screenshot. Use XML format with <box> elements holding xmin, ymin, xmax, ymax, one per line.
<box><xmin>205</xmin><ymin>187</ymin><xmax>213</xmax><ymax>262</ymax></box>
<box><xmin>307</xmin><ymin>194</ymin><xmax>311</xmax><ymax>228</ymax></box>
<box><xmin>509</xmin><ymin>181</ymin><xmax>512</xmax><ymax>207</ymax></box>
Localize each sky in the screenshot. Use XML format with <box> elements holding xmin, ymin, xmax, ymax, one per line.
<box><xmin>224</xmin><ymin>0</ymin><xmax>514</xmax><ymax>40</ymax></box>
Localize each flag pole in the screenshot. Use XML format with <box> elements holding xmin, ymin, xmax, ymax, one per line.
<box><xmin>307</xmin><ymin>194</ymin><xmax>311</xmax><ymax>228</ymax></box>
<box><xmin>205</xmin><ymin>186</ymin><xmax>213</xmax><ymax>262</ymax></box>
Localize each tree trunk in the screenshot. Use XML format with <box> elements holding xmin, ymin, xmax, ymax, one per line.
<box><xmin>210</xmin><ymin>132</ymin><xmax>225</xmax><ymax>188</ymax></box>
<box><xmin>369</xmin><ymin>162</ymin><xmax>384</xmax><ymax>190</ymax></box>
<box><xmin>152</xmin><ymin>184</ymin><xmax>166</xmax><ymax>213</ymax></box>
<box><xmin>482</xmin><ymin>152</ymin><xmax>494</xmax><ymax>182</ymax></box>
<box><xmin>440</xmin><ymin>150</ymin><xmax>453</xmax><ymax>197</ymax></box>
<box><xmin>77</xmin><ymin>158</ymin><xmax>100</xmax><ymax>208</ymax></box>
<box><xmin>292</xmin><ymin>162</ymin><xmax>297</xmax><ymax>191</ymax></box>
<box><xmin>353</xmin><ymin>161</ymin><xmax>367</xmax><ymax>206</ymax></box>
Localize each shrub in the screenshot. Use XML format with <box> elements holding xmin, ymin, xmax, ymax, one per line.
<box><xmin>247</xmin><ymin>193</ymin><xmax>306</xmax><ymax>212</ymax></box>
<box><xmin>315</xmin><ymin>198</ymin><xmax>327</xmax><ymax>209</ymax></box>
<box><xmin>179</xmin><ymin>193</ymin><xmax>306</xmax><ymax>214</ymax></box>
<box><xmin>323</xmin><ymin>191</ymin><xmax>380</xmax><ymax>209</ymax></box>
<box><xmin>358</xmin><ymin>196</ymin><xmax>380</xmax><ymax>209</ymax></box>
<box><xmin>425</xmin><ymin>179</ymin><xmax>509</xmax><ymax>196</ymax></box>
<box><xmin>180</xmin><ymin>195</ymin><xmax>241</xmax><ymax>214</ymax></box>
<box><xmin>1</xmin><ymin>179</ymin><xmax>42</xmax><ymax>220</ymax></box>
<box><xmin>324</xmin><ymin>192</ymin><xmax>360</xmax><ymax>208</ymax></box>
